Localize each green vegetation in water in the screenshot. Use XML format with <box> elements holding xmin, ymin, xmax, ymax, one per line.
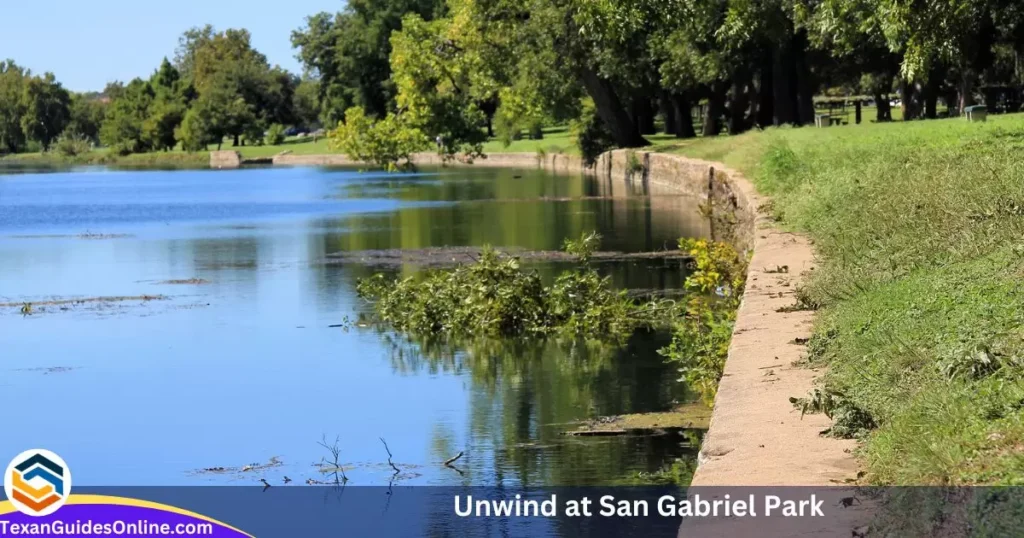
<box><xmin>356</xmin><ymin>233</ymin><xmax>678</xmax><ymax>341</ymax></box>
<box><xmin>671</xmin><ymin>114</ymin><xmax>1024</xmax><ymax>488</ymax></box>
<box><xmin>659</xmin><ymin>239</ymin><xmax>748</xmax><ymax>407</ymax></box>
<box><xmin>358</xmin><ymin>233</ymin><xmax>748</xmax><ymax>409</ymax></box>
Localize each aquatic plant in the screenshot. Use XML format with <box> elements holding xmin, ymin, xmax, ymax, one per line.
<box><xmin>658</xmin><ymin>238</ymin><xmax>748</xmax><ymax>407</ymax></box>
<box><xmin>359</xmin><ymin>232</ymin><xmax>748</xmax><ymax>413</ymax></box>
<box><xmin>356</xmin><ymin>233</ymin><xmax>680</xmax><ymax>342</ymax></box>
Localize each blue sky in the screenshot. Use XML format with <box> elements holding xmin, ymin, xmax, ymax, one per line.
<box><xmin>0</xmin><ymin>0</ymin><xmax>344</xmax><ymax>92</ymax></box>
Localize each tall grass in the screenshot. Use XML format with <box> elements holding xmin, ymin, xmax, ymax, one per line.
<box><xmin>675</xmin><ymin>116</ymin><xmax>1024</xmax><ymax>485</ymax></box>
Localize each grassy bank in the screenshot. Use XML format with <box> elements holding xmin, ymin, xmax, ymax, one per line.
<box><xmin>0</xmin><ymin>150</ymin><xmax>209</xmax><ymax>169</ymax></box>
<box><xmin>669</xmin><ymin>115</ymin><xmax>1024</xmax><ymax>485</ymax></box>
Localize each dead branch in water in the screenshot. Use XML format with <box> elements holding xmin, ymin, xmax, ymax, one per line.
<box><xmin>317</xmin><ymin>434</ymin><xmax>348</xmax><ymax>484</ymax></box>
<box><xmin>444</xmin><ymin>451</ymin><xmax>464</xmax><ymax>467</ymax></box>
<box><xmin>380</xmin><ymin>437</ymin><xmax>401</xmax><ymax>475</ymax></box>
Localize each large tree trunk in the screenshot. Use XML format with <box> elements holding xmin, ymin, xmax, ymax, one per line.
<box><xmin>232</xmin><ymin>134</ymin><xmax>240</xmax><ymax>147</ymax></box>
<box><xmin>793</xmin><ymin>30</ymin><xmax>815</xmax><ymax>125</ymax></box>
<box><xmin>728</xmin><ymin>75</ymin><xmax>749</xmax><ymax>135</ymax></box>
<box><xmin>872</xmin><ymin>92</ymin><xmax>888</xmax><ymax>122</ymax></box>
<box><xmin>924</xmin><ymin>64</ymin><xmax>943</xmax><ymax>119</ymax></box>
<box><xmin>579</xmin><ymin>67</ymin><xmax>649</xmax><ymax>147</ymax></box>
<box><xmin>672</xmin><ymin>93</ymin><xmax>695</xmax><ymax>138</ymax></box>
<box><xmin>756</xmin><ymin>55</ymin><xmax>774</xmax><ymax>128</ymax></box>
<box><xmin>772</xmin><ymin>42</ymin><xmax>795</xmax><ymax>125</ymax></box>
<box><xmin>480</xmin><ymin>98</ymin><xmax>497</xmax><ymax>138</ymax></box>
<box><xmin>957</xmin><ymin>70</ymin><xmax>974</xmax><ymax>115</ymax></box>
<box><xmin>661</xmin><ymin>91</ymin><xmax>678</xmax><ymax>135</ymax></box>
<box><xmin>632</xmin><ymin>97</ymin><xmax>657</xmax><ymax>135</ymax></box>
<box><xmin>702</xmin><ymin>83</ymin><xmax>727</xmax><ymax>137</ymax></box>
<box><xmin>905</xmin><ymin>77</ymin><xmax>921</xmax><ymax>119</ymax></box>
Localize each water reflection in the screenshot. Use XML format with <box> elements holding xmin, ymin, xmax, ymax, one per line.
<box><xmin>0</xmin><ymin>165</ymin><xmax>708</xmax><ymax>486</ymax></box>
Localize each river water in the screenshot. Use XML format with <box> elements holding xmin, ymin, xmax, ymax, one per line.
<box><xmin>0</xmin><ymin>164</ymin><xmax>709</xmax><ymax>487</ymax></box>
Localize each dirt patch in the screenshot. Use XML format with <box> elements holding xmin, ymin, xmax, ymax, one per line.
<box><xmin>157</xmin><ymin>278</ymin><xmax>210</xmax><ymax>285</ymax></box>
<box><xmin>564</xmin><ymin>403</ymin><xmax>712</xmax><ymax>436</ymax></box>
<box><xmin>324</xmin><ymin>247</ymin><xmax>692</xmax><ymax>269</ymax></box>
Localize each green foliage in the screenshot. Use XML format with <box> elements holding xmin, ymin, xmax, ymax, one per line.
<box><xmin>142</xmin><ymin>100</ymin><xmax>186</xmax><ymax>151</ymax></box>
<box><xmin>67</xmin><ymin>94</ymin><xmax>106</xmax><ymax>143</ymax></box>
<box><xmin>0</xmin><ymin>60</ymin><xmax>28</xmax><ymax>153</ymax></box>
<box><xmin>292</xmin><ymin>79</ymin><xmax>320</xmax><ymax>128</ymax></box>
<box><xmin>327</xmin><ymin>106</ymin><xmax>429</xmax><ymax>169</ymax></box>
<box><xmin>939</xmin><ymin>342</ymin><xmax>1024</xmax><ymax>381</ymax></box>
<box><xmin>175</xmin><ymin>108</ymin><xmax>210</xmax><ymax>152</ymax></box>
<box><xmin>19</xmin><ymin>73</ymin><xmax>71</xmax><ymax>151</ymax></box>
<box><xmin>49</xmin><ymin>131</ymin><xmax>92</xmax><ymax>157</ymax></box>
<box><xmin>626</xmin><ymin>150</ymin><xmax>645</xmax><ymax>175</ymax></box>
<box><xmin>789</xmin><ymin>388</ymin><xmax>876</xmax><ymax>438</ymax></box>
<box><xmin>100</xmin><ymin>79</ymin><xmax>155</xmax><ymax>155</ymax></box>
<box><xmin>659</xmin><ymin>238</ymin><xmax>748</xmax><ymax>407</ymax></box>
<box><xmin>356</xmin><ymin>233</ymin><xmax>679</xmax><ymax>341</ymax></box>
<box><xmin>266</xmin><ymin>123</ymin><xmax>287</xmax><ymax>146</ymax></box>
<box><xmin>571</xmin><ymin>97</ymin><xmax>615</xmax><ymax>166</ymax></box>
<box><xmin>291</xmin><ymin>1</ymin><xmax>444</xmax><ymax>123</ymax></box>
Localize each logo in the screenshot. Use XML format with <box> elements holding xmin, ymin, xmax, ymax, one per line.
<box><xmin>4</xmin><ymin>449</ymin><xmax>71</xmax><ymax>516</ymax></box>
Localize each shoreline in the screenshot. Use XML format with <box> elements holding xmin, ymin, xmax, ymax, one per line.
<box><xmin>266</xmin><ymin>149</ymin><xmax>856</xmax><ymax>486</ymax></box>
<box><xmin>6</xmin><ymin>147</ymin><xmax>857</xmax><ymax>486</ymax></box>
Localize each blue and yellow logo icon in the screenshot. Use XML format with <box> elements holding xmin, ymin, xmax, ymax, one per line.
<box><xmin>3</xmin><ymin>449</ymin><xmax>72</xmax><ymax>516</ymax></box>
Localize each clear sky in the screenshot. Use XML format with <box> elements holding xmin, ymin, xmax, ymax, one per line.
<box><xmin>0</xmin><ymin>0</ymin><xmax>345</xmax><ymax>92</ymax></box>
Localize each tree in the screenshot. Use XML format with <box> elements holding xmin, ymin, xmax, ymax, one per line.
<box><xmin>100</xmin><ymin>79</ymin><xmax>154</xmax><ymax>155</ymax></box>
<box><xmin>175</xmin><ymin>106</ymin><xmax>211</xmax><ymax>152</ymax></box>
<box><xmin>67</xmin><ymin>93</ymin><xmax>107</xmax><ymax>143</ymax></box>
<box><xmin>180</xmin><ymin>26</ymin><xmax>292</xmax><ymax>146</ymax></box>
<box><xmin>20</xmin><ymin>73</ymin><xmax>71</xmax><ymax>151</ymax></box>
<box><xmin>142</xmin><ymin>99</ymin><xmax>186</xmax><ymax>151</ymax></box>
<box><xmin>0</xmin><ymin>60</ymin><xmax>28</xmax><ymax>153</ymax></box>
<box><xmin>291</xmin><ymin>0</ymin><xmax>446</xmax><ymax>124</ymax></box>
<box><xmin>293</xmin><ymin>78</ymin><xmax>321</xmax><ymax>128</ymax></box>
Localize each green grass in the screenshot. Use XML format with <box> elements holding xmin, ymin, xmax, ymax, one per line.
<box><xmin>669</xmin><ymin>114</ymin><xmax>1024</xmax><ymax>485</ymax></box>
<box><xmin>0</xmin><ymin>149</ymin><xmax>208</xmax><ymax>169</ymax></box>
<box><xmin>235</xmin><ymin>135</ymin><xmax>331</xmax><ymax>158</ymax></box>
<box><xmin>480</xmin><ymin>126</ymin><xmax>578</xmax><ymax>155</ymax></box>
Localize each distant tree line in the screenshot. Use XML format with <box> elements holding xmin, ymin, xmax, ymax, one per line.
<box><xmin>5</xmin><ymin>2</ymin><xmax>1024</xmax><ymax>160</ymax></box>
<box><xmin>0</xmin><ymin>26</ymin><xmax>320</xmax><ymax>156</ymax></box>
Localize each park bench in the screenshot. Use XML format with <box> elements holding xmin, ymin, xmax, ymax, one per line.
<box><xmin>964</xmin><ymin>105</ymin><xmax>987</xmax><ymax>122</ymax></box>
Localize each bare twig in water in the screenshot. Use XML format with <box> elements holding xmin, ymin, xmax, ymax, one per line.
<box><xmin>317</xmin><ymin>434</ymin><xmax>349</xmax><ymax>484</ymax></box>
<box><xmin>444</xmin><ymin>451</ymin><xmax>464</xmax><ymax>467</ymax></box>
<box><xmin>380</xmin><ymin>437</ymin><xmax>401</xmax><ymax>475</ymax></box>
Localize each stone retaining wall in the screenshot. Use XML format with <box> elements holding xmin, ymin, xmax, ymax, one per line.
<box><xmin>209</xmin><ymin>151</ymin><xmax>241</xmax><ymax>169</ymax></box>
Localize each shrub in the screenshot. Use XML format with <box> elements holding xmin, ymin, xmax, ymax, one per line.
<box><xmin>571</xmin><ymin>97</ymin><xmax>615</xmax><ymax>166</ymax></box>
<box><xmin>356</xmin><ymin>233</ymin><xmax>678</xmax><ymax>341</ymax></box>
<box><xmin>266</xmin><ymin>124</ymin><xmax>286</xmax><ymax>146</ymax></box>
<box><xmin>50</xmin><ymin>131</ymin><xmax>92</xmax><ymax>157</ymax></box>
<box><xmin>659</xmin><ymin>238</ymin><xmax>748</xmax><ymax>406</ymax></box>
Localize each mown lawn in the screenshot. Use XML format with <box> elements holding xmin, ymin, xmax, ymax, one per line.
<box><xmin>671</xmin><ymin>114</ymin><xmax>1024</xmax><ymax>485</ymax></box>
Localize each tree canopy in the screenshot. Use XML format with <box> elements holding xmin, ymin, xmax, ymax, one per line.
<box><xmin>6</xmin><ymin>1</ymin><xmax>1024</xmax><ymax>159</ymax></box>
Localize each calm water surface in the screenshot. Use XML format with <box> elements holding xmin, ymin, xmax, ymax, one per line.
<box><xmin>0</xmin><ymin>165</ymin><xmax>709</xmax><ymax>486</ymax></box>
